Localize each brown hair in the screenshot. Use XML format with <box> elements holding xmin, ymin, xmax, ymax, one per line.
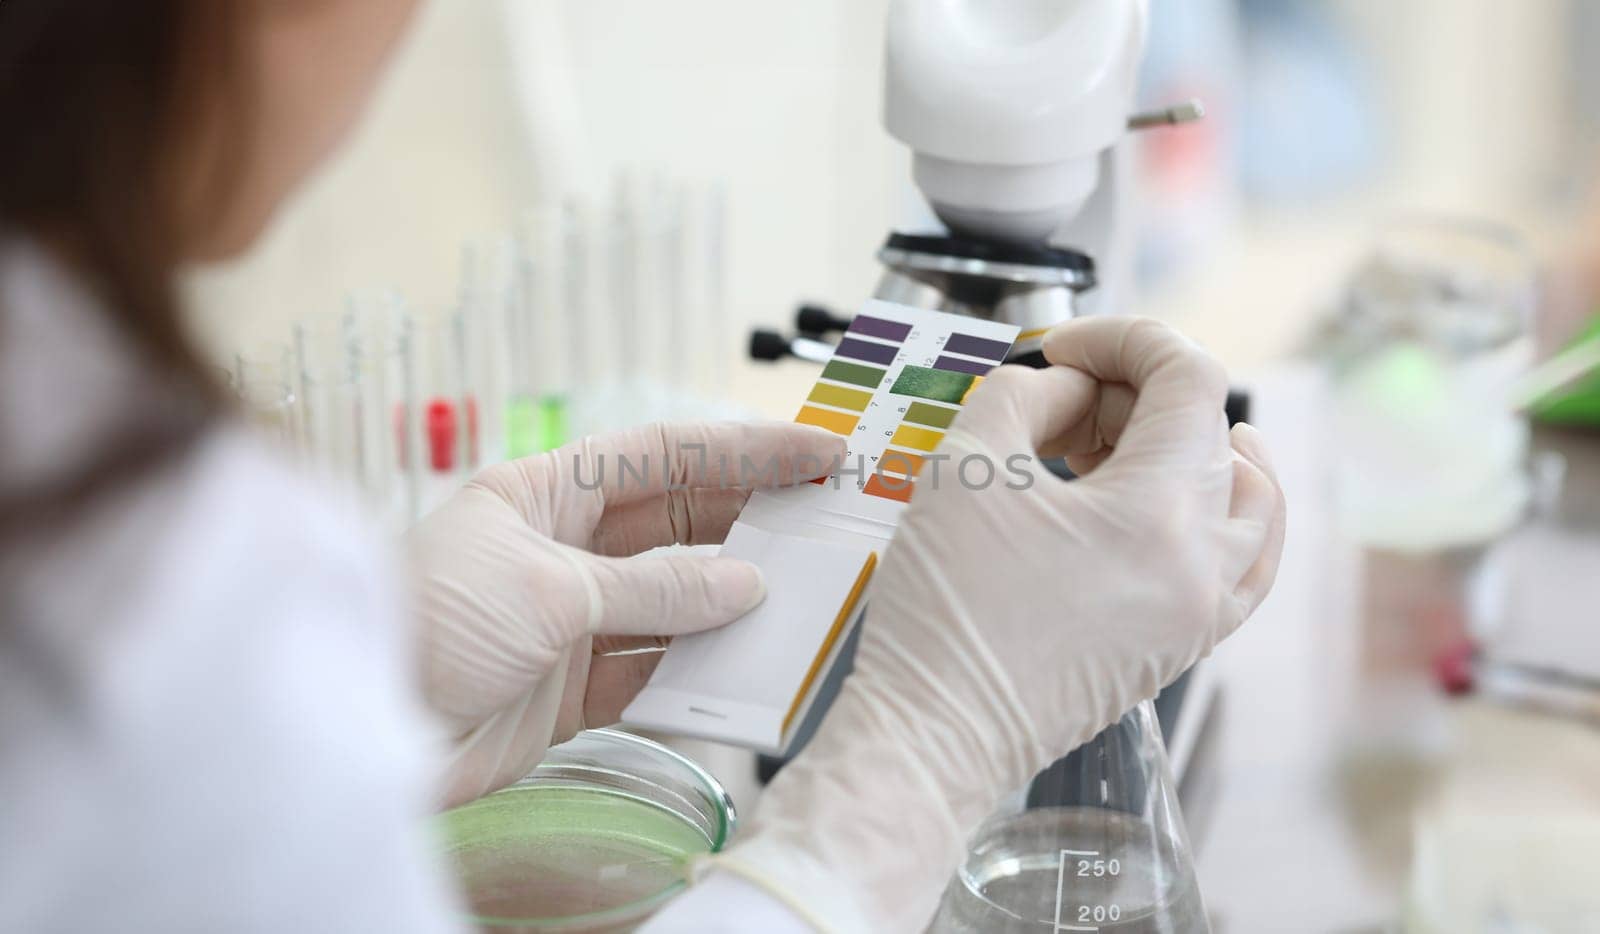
<box><xmin>0</xmin><ymin>1</ymin><xmax>252</xmax><ymax>521</ymax></box>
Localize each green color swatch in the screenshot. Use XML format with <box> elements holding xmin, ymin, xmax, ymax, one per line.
<box><xmin>902</xmin><ymin>400</ymin><xmax>958</xmax><ymax>429</ymax></box>
<box><xmin>890</xmin><ymin>365</ymin><xmax>974</xmax><ymax>405</ymax></box>
<box><xmin>820</xmin><ymin>359</ymin><xmax>886</xmax><ymax>390</ymax></box>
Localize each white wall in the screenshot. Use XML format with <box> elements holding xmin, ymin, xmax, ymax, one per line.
<box><xmin>185</xmin><ymin>0</ymin><xmax>1584</xmax><ymax>386</ymax></box>
<box><xmin>1335</xmin><ymin>0</ymin><xmax>1573</xmax><ymax>215</ymax></box>
<box><xmin>551</xmin><ymin>0</ymin><xmax>898</xmax><ymax>312</ymax></box>
<box><xmin>185</xmin><ymin>0</ymin><xmax>904</xmax><ymax>372</ymax></box>
<box><xmin>184</xmin><ymin>0</ymin><xmax>540</xmax><ymax>356</ymax></box>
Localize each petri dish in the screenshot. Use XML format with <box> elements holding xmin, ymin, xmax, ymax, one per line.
<box><xmin>436</xmin><ymin>729</ymin><xmax>736</xmax><ymax>933</ymax></box>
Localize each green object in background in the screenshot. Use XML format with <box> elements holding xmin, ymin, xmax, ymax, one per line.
<box><xmin>504</xmin><ymin>395</ymin><xmax>539</xmax><ymax>459</ymax></box>
<box><xmin>1530</xmin><ymin>316</ymin><xmax>1600</xmax><ymax>427</ymax></box>
<box><xmin>536</xmin><ymin>394</ymin><xmax>569</xmax><ymax>452</ymax></box>
<box><xmin>504</xmin><ymin>394</ymin><xmax>571</xmax><ymax>457</ymax></box>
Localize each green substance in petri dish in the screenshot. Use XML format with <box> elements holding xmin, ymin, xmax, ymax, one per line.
<box><xmin>890</xmin><ymin>365</ymin><xmax>975</xmax><ymax>405</ymax></box>
<box><xmin>437</xmin><ymin>785</ymin><xmax>712</xmax><ymax>926</ymax></box>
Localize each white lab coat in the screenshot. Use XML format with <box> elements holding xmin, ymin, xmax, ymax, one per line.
<box><xmin>0</xmin><ymin>241</ymin><xmax>806</xmax><ymax>933</ymax></box>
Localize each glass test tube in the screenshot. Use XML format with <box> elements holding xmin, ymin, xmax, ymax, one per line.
<box><xmin>655</xmin><ymin>177</ymin><xmax>729</xmax><ymax>410</ymax></box>
<box><xmin>231</xmin><ymin>344</ymin><xmax>299</xmax><ymax>448</ymax></box>
<box><xmin>659</xmin><ymin>183</ymin><xmax>691</xmax><ymax>398</ymax></box>
<box><xmin>700</xmin><ymin>180</ymin><xmax>730</xmax><ymax>404</ymax></box>
<box><xmin>349</xmin><ymin>293</ymin><xmax>417</xmax><ymax>530</ymax></box>
<box><xmin>295</xmin><ymin>312</ymin><xmax>362</xmax><ymax>488</ymax></box>
<box><xmin>408</xmin><ymin>308</ymin><xmax>472</xmax><ymax>514</ymax></box>
<box><xmin>510</xmin><ymin>204</ymin><xmax>582</xmax><ymax>455</ymax></box>
<box><xmin>627</xmin><ymin>177</ymin><xmax>728</xmax><ymax>416</ymax></box>
<box><xmin>570</xmin><ymin>194</ymin><xmax>625</xmax><ymax>437</ymax></box>
<box><xmin>624</xmin><ymin>172</ymin><xmax>677</xmax><ymax>396</ymax></box>
<box><xmin>609</xmin><ymin>175</ymin><xmax>643</xmax><ymax>391</ymax></box>
<box><xmin>502</xmin><ymin>239</ymin><xmax>540</xmax><ymax>460</ymax></box>
<box><xmin>456</xmin><ymin>241</ymin><xmax>515</xmax><ymax>466</ymax></box>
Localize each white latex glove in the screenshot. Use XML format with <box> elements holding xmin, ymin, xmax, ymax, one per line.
<box><xmin>694</xmin><ymin>317</ymin><xmax>1287</xmax><ymax>932</ymax></box>
<box><xmin>406</xmin><ymin>421</ymin><xmax>844</xmax><ymax>807</ymax></box>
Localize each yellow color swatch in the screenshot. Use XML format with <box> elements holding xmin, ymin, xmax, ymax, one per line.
<box><xmin>806</xmin><ymin>382</ymin><xmax>874</xmax><ymax>413</ymax></box>
<box><xmin>796</xmin><ymin>405</ymin><xmax>860</xmax><ymax>436</ymax></box>
<box><xmin>889</xmin><ymin>424</ymin><xmax>944</xmax><ymax>452</ymax></box>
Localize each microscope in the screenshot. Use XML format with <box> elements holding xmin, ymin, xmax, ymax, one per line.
<box><xmin>879</xmin><ymin>0</ymin><xmax>1149</xmax><ymax>344</ymax></box>
<box><xmin>753</xmin><ymin>0</ymin><xmax>1232</xmax><ymax>820</ymax></box>
<box><xmin>756</xmin><ymin>0</ymin><xmax>1199</xmax><ymax>360</ymax></box>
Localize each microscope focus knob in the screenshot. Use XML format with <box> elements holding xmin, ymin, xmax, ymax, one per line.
<box><xmin>795</xmin><ymin>304</ymin><xmax>852</xmax><ymax>337</ymax></box>
<box><xmin>749</xmin><ymin>328</ymin><xmax>793</xmax><ymax>361</ymax></box>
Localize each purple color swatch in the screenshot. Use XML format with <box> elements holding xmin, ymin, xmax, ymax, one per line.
<box><xmin>943</xmin><ymin>332</ymin><xmax>1011</xmax><ymax>362</ymax></box>
<box><xmin>834</xmin><ymin>337</ymin><xmax>899</xmax><ymax>366</ymax></box>
<box><xmin>933</xmin><ymin>354</ymin><xmax>992</xmax><ymax>376</ymax></box>
<box><xmin>848</xmin><ymin>314</ymin><xmax>913</xmax><ymax>343</ymax></box>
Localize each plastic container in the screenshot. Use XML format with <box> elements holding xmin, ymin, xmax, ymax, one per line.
<box><xmin>436</xmin><ymin>729</ymin><xmax>737</xmax><ymax>933</ymax></box>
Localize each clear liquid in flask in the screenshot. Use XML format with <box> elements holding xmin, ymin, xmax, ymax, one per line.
<box><xmin>930</xmin><ymin>807</ymin><xmax>1206</xmax><ymax>933</ymax></box>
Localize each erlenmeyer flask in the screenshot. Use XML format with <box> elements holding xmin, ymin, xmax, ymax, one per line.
<box><xmin>929</xmin><ymin>700</ymin><xmax>1208</xmax><ymax>933</ymax></box>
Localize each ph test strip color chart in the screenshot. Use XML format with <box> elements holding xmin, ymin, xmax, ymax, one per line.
<box><xmin>790</xmin><ymin>299</ymin><xmax>1019</xmax><ymax>517</ymax></box>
